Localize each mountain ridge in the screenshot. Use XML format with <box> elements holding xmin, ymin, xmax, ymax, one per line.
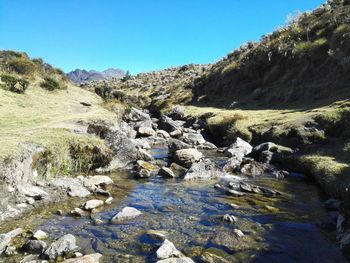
<box><xmin>67</xmin><ymin>68</ymin><xmax>125</xmax><ymax>84</ymax></box>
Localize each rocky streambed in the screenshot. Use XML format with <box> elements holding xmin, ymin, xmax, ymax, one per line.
<box><xmin>0</xmin><ymin>108</ymin><xmax>348</xmax><ymax>262</ymax></box>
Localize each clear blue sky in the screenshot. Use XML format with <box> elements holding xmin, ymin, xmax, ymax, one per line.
<box><xmin>0</xmin><ymin>0</ymin><xmax>324</xmax><ymax>74</ymax></box>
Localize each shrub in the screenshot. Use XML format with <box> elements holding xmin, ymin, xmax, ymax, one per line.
<box><xmin>221</xmin><ymin>61</ymin><xmax>239</xmax><ymax>75</ymax></box>
<box><xmin>94</xmin><ymin>84</ymin><xmax>112</xmax><ymax>100</ymax></box>
<box><xmin>7</xmin><ymin>58</ymin><xmax>36</xmax><ymax>75</ymax></box>
<box><xmin>0</xmin><ymin>74</ymin><xmax>29</xmax><ymax>93</ymax></box>
<box><xmin>40</xmin><ymin>76</ymin><xmax>62</xmax><ymax>91</ymax></box>
<box><xmin>70</xmin><ymin>140</ymin><xmax>112</xmax><ymax>172</ymax></box>
<box><xmin>293</xmin><ymin>38</ymin><xmax>328</xmax><ymax>56</ymax></box>
<box><xmin>122</xmin><ymin>70</ymin><xmax>131</xmax><ymax>82</ymax></box>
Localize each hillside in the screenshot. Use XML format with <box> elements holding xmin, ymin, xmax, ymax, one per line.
<box><xmin>84</xmin><ymin>1</ymin><xmax>350</xmax><ymax>203</ymax></box>
<box><xmin>67</xmin><ymin>68</ymin><xmax>125</xmax><ymax>84</ymax></box>
<box><xmin>0</xmin><ymin>50</ymin><xmax>118</xmax><ymax>171</ymax></box>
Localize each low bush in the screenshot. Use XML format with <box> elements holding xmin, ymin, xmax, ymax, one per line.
<box><xmin>70</xmin><ymin>140</ymin><xmax>112</xmax><ymax>172</ymax></box>
<box><xmin>0</xmin><ymin>74</ymin><xmax>29</xmax><ymax>93</ymax></box>
<box><xmin>95</xmin><ymin>84</ymin><xmax>112</xmax><ymax>100</ymax></box>
<box><xmin>7</xmin><ymin>57</ymin><xmax>36</xmax><ymax>75</ymax></box>
<box><xmin>40</xmin><ymin>76</ymin><xmax>62</xmax><ymax>91</ymax></box>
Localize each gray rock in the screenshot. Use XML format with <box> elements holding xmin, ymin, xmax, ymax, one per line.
<box><xmin>68</xmin><ymin>185</ymin><xmax>90</xmax><ymax>198</ymax></box>
<box><xmin>168</xmin><ymin>106</ymin><xmax>186</xmax><ymax>120</ymax></box>
<box><xmin>82</xmin><ymin>200</ymin><xmax>104</xmax><ymax>211</ymax></box>
<box><xmin>181</xmin><ymin>133</ymin><xmax>205</xmax><ymax>145</ymax></box>
<box><xmin>62</xmin><ymin>253</ymin><xmax>102</xmax><ymax>263</ymax></box>
<box><xmin>169</xmin><ymin>163</ymin><xmax>188</xmax><ymax>177</ymax></box>
<box><xmin>135</xmin><ymin>169</ymin><xmax>152</xmax><ymax>178</ymax></box>
<box><xmin>156</xmin><ymin>239</ymin><xmax>183</xmax><ymax>259</ymax></box>
<box><xmin>105</xmin><ymin>197</ymin><xmax>113</xmax><ymax>205</ymax></box>
<box><xmin>131</xmin><ymin>138</ymin><xmax>152</xmax><ymax>149</ymax></box>
<box><xmin>197</xmin><ymin>141</ymin><xmax>217</xmax><ymax>150</ymax></box>
<box><xmin>169</xmin><ymin>130</ymin><xmax>182</xmax><ymax>138</ymax></box>
<box><xmin>145</xmin><ymin>136</ymin><xmax>168</xmax><ymax>146</ymax></box>
<box><xmin>23</xmin><ymin>240</ymin><xmax>47</xmax><ymax>254</ymax></box>
<box><xmin>4</xmin><ymin>245</ymin><xmax>17</xmax><ymax>256</ymax></box>
<box><xmin>156</xmin><ymin>130</ymin><xmax>170</xmax><ymax>139</ymax></box>
<box><xmin>224</xmin><ymin>137</ymin><xmax>252</xmax><ymax>159</ymax></box>
<box><xmin>33</xmin><ymin>230</ymin><xmax>48</xmax><ymax>240</ymax></box>
<box><xmin>250</xmin><ymin>142</ymin><xmax>294</xmax><ymax>163</ymax></box>
<box><xmin>252</xmin><ymin>142</ymin><xmax>293</xmax><ymax>154</ymax></box>
<box><xmin>240</xmin><ymin>159</ymin><xmax>266</xmax><ymax>177</ymax></box>
<box><xmin>138</xmin><ymin>126</ymin><xmax>156</xmax><ymax>137</ymax></box>
<box><xmin>120</xmin><ymin>121</ymin><xmax>137</xmax><ymax>139</ymax></box>
<box><xmin>21</xmin><ymin>186</ymin><xmax>48</xmax><ymax>200</ymax></box>
<box><xmin>146</xmin><ymin>230</ymin><xmax>167</xmax><ymax>241</ymax></box>
<box><xmin>43</xmin><ymin>234</ymin><xmax>79</xmax><ymax>260</ymax></box>
<box><xmin>183</xmin><ymin>159</ymin><xmax>222</xmax><ymax>180</ymax></box>
<box><xmin>159</xmin><ymin>116</ymin><xmax>185</xmax><ymax>133</ymax></box>
<box><xmin>125</xmin><ymin>107</ymin><xmax>151</xmax><ymax>123</ymax></box>
<box><xmin>228</xmin><ymin>182</ymin><xmax>282</xmax><ymax>197</ymax></box>
<box><xmin>157</xmin><ymin>258</ymin><xmax>194</xmax><ymax>263</ymax></box>
<box><xmin>84</xmin><ymin>175</ymin><xmax>113</xmax><ymax>191</ymax></box>
<box><xmin>168</xmin><ymin>139</ymin><xmax>191</xmax><ymax>153</ymax></box>
<box><xmin>174</xmin><ymin>148</ymin><xmax>203</xmax><ymax>168</ymax></box>
<box><xmin>111</xmin><ymin>207</ymin><xmax>142</xmax><ymax>223</ymax></box>
<box><xmin>223</xmin><ymin>157</ymin><xmax>242</xmax><ymax>173</ymax></box>
<box><xmin>136</xmin><ymin>149</ymin><xmax>154</xmax><ymax>161</ymax></box>
<box><xmin>70</xmin><ymin>208</ymin><xmax>89</xmax><ymax>217</ymax></box>
<box><xmin>233</xmin><ymin>229</ymin><xmax>245</xmax><ymax>238</ymax></box>
<box><xmin>0</xmin><ymin>228</ymin><xmax>23</xmax><ymax>255</ymax></box>
<box><xmin>222</xmin><ymin>214</ymin><xmax>237</xmax><ymax>223</ymax></box>
<box><xmin>159</xmin><ymin>167</ymin><xmax>176</xmax><ymax>178</ymax></box>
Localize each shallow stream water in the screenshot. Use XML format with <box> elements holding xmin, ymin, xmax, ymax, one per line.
<box><xmin>0</xmin><ymin>148</ymin><xmax>347</xmax><ymax>262</ymax></box>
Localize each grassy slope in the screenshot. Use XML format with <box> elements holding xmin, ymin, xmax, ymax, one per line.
<box><xmin>91</xmin><ymin>2</ymin><xmax>350</xmax><ymax>199</ymax></box>
<box><xmin>0</xmin><ymin>82</ymin><xmax>117</xmax><ymax>159</ymax></box>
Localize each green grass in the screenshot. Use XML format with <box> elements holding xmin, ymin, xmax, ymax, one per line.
<box><xmin>0</xmin><ymin>81</ymin><xmax>117</xmax><ymax>160</ymax></box>
<box><xmin>296</xmin><ymin>155</ymin><xmax>350</xmax><ymax>197</ymax></box>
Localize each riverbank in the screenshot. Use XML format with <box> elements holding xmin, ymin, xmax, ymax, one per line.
<box><xmin>0</xmin><ymin>107</ymin><xmax>348</xmax><ymax>262</ymax></box>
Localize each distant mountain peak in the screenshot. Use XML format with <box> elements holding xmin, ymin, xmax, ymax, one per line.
<box><xmin>67</xmin><ymin>68</ymin><xmax>125</xmax><ymax>84</ymax></box>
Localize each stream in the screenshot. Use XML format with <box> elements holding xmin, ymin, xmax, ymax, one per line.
<box><xmin>0</xmin><ymin>147</ymin><xmax>347</xmax><ymax>262</ymax></box>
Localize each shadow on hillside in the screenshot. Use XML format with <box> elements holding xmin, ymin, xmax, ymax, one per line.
<box><xmin>189</xmin><ymin>93</ymin><xmax>350</xmax><ymax>112</ymax></box>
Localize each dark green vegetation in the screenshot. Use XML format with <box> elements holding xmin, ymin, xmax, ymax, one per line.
<box><xmin>83</xmin><ymin>1</ymin><xmax>350</xmax><ymax>212</ymax></box>
<box><xmin>0</xmin><ymin>50</ymin><xmax>68</xmax><ymax>93</ymax></box>
<box><xmin>190</xmin><ymin>2</ymin><xmax>350</xmax><ymax>108</ymax></box>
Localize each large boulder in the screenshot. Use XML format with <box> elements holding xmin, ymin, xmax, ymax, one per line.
<box><xmin>0</xmin><ymin>228</ymin><xmax>23</xmax><ymax>255</ymax></box>
<box><xmin>130</xmin><ymin>138</ymin><xmax>152</xmax><ymax>149</ymax></box>
<box><xmin>168</xmin><ymin>139</ymin><xmax>191</xmax><ymax>153</ymax></box>
<box><xmin>156</xmin><ymin>130</ymin><xmax>171</xmax><ymax>139</ymax></box>
<box><xmin>168</xmin><ymin>106</ymin><xmax>186</xmax><ymax>120</ymax></box>
<box><xmin>158</xmin><ymin>116</ymin><xmax>185</xmax><ymax>133</ymax></box>
<box><xmin>126</xmin><ymin>108</ymin><xmax>150</xmax><ymax>122</ymax></box>
<box><xmin>43</xmin><ymin>234</ymin><xmax>79</xmax><ymax>260</ymax></box>
<box><xmin>239</xmin><ymin>159</ymin><xmax>267</xmax><ymax>177</ymax></box>
<box><xmin>159</xmin><ymin>167</ymin><xmax>177</xmax><ymax>178</ymax></box>
<box><xmin>181</xmin><ymin>133</ymin><xmax>206</xmax><ymax>146</ymax></box>
<box><xmin>183</xmin><ymin>159</ymin><xmax>223</xmax><ymax>180</ymax></box>
<box><xmin>249</xmin><ymin>142</ymin><xmax>294</xmax><ymax>163</ymax></box>
<box><xmin>137</xmin><ymin>126</ymin><xmax>156</xmax><ymax>137</ymax></box>
<box><xmin>174</xmin><ymin>149</ymin><xmax>203</xmax><ymax>168</ymax></box>
<box><xmin>224</xmin><ymin>138</ymin><xmax>252</xmax><ymax>159</ymax></box>
<box><xmin>136</xmin><ymin>148</ymin><xmax>154</xmax><ymax>161</ymax></box>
